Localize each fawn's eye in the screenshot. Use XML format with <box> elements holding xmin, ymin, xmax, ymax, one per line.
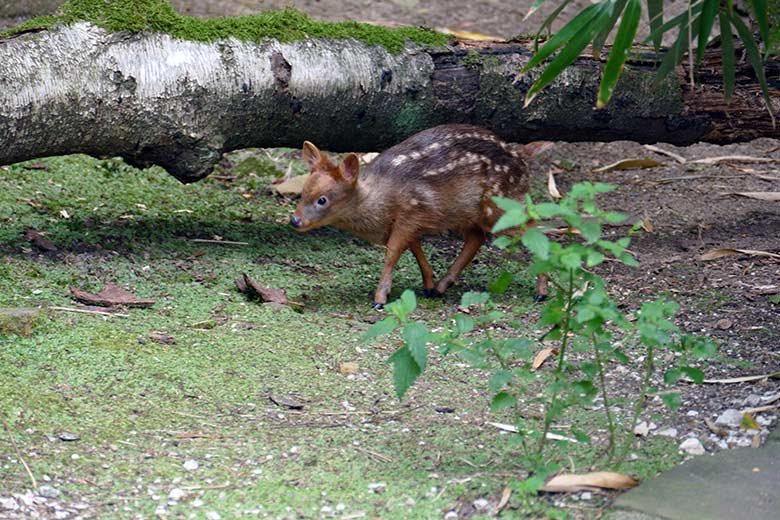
<box><xmin>317</xmin><ymin>196</ymin><xmax>327</xmax><ymax>206</ymax></box>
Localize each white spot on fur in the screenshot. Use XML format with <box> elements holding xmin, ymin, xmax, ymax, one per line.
<box><xmin>409</xmin><ymin>151</ymin><xmax>421</xmax><ymax>160</ymax></box>
<box><xmin>391</xmin><ymin>155</ymin><xmax>408</xmax><ymax>166</ymax></box>
<box><xmin>425</xmin><ymin>142</ymin><xmax>442</xmax><ymax>152</ymax></box>
<box><xmin>410</xmin><ymin>198</ymin><xmax>419</xmax><ymax>206</ymax></box>
<box><xmin>424</xmin><ymin>170</ymin><xmax>438</xmax><ymax>176</ymax></box>
<box><xmin>485</xmin><ymin>207</ymin><xmax>493</xmax><ymax>217</ymax></box>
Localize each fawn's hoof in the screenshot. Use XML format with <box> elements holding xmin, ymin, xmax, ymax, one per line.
<box><xmin>534</xmin><ymin>293</ymin><xmax>547</xmax><ymax>303</ymax></box>
<box><xmin>422</xmin><ymin>288</ymin><xmax>443</xmax><ymax>299</ymax></box>
<box><xmin>372</xmin><ymin>302</ymin><xmax>385</xmax><ymax>311</ymax></box>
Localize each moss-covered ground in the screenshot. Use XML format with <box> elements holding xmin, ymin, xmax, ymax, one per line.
<box><xmin>2</xmin><ymin>0</ymin><xmax>450</xmax><ymax>53</ymax></box>
<box><xmin>0</xmin><ymin>152</ymin><xmax>685</xmax><ymax>518</ymax></box>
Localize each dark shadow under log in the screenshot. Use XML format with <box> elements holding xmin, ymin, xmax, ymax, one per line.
<box><xmin>1</xmin><ymin>23</ymin><xmax>778</xmax><ymax>182</ymax></box>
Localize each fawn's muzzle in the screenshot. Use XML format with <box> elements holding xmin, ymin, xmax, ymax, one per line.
<box><xmin>290</xmin><ymin>215</ymin><xmax>302</xmax><ymax>228</ymax></box>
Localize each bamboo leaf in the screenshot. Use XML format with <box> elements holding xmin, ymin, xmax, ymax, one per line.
<box><xmin>732</xmin><ymin>14</ymin><xmax>776</xmax><ymax>126</ymax></box>
<box><xmin>524</xmin><ymin>0</ymin><xmax>600</xmax><ymax>72</ymax></box>
<box><xmin>525</xmin><ymin>0</ymin><xmax>549</xmax><ymax>21</ymax></box>
<box><xmin>647</xmin><ymin>0</ymin><xmax>663</xmax><ymax>50</ymax></box>
<box><xmin>597</xmin><ymin>0</ymin><xmax>641</xmax><ymax>107</ymax></box>
<box><xmin>593</xmin><ymin>0</ymin><xmax>625</xmax><ymax>56</ymax></box>
<box><xmin>644</xmin><ymin>0</ymin><xmax>704</xmax><ymax>45</ymax></box>
<box><xmin>696</xmin><ymin>0</ymin><xmax>718</xmax><ymax>66</ymax></box>
<box><xmin>525</xmin><ymin>2</ymin><xmax>613</xmax><ymax>106</ymax></box>
<box><xmin>533</xmin><ymin>0</ymin><xmax>575</xmax><ymax>51</ymax></box>
<box><xmin>719</xmin><ymin>11</ymin><xmax>735</xmax><ymax>100</ymax></box>
<box><xmin>751</xmin><ymin>0</ymin><xmax>769</xmax><ymax>55</ymax></box>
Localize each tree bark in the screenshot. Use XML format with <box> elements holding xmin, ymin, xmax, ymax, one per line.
<box><xmin>1</xmin><ymin>22</ymin><xmax>778</xmax><ymax>182</ymax></box>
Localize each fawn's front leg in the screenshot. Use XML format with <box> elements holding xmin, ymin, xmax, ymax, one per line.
<box><xmin>373</xmin><ymin>230</ymin><xmax>411</xmax><ymax>310</ymax></box>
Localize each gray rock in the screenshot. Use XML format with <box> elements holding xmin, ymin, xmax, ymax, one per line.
<box><xmin>656</xmin><ymin>427</ymin><xmax>678</xmax><ymax>438</ymax></box>
<box><xmin>38</xmin><ymin>485</ymin><xmax>60</xmax><ymax>498</ymax></box>
<box><xmin>715</xmin><ymin>409</ymin><xmax>743</xmax><ymax>428</ymax></box>
<box><xmin>182</xmin><ymin>459</ymin><xmax>199</xmax><ymax>471</ymax></box>
<box><xmin>58</xmin><ymin>431</ymin><xmax>80</xmax><ymax>442</ymax></box>
<box><xmin>473</xmin><ymin>498</ymin><xmax>490</xmax><ymax>510</ymax></box>
<box><xmin>0</xmin><ymin>497</ymin><xmax>19</xmax><ymax>510</ymax></box>
<box><xmin>168</xmin><ymin>488</ymin><xmax>184</xmax><ymax>501</ymax></box>
<box><xmin>742</xmin><ymin>394</ymin><xmax>762</xmax><ymax>407</ymax></box>
<box><xmin>634</xmin><ymin>422</ymin><xmax>650</xmax><ymax>437</ymax></box>
<box><xmin>205</xmin><ymin>512</ymin><xmax>221</xmax><ymax>520</ymax></box>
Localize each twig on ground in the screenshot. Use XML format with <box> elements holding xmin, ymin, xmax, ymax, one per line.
<box><xmin>49</xmin><ymin>306</ymin><xmax>129</xmax><ymax>317</ymax></box>
<box><xmin>643</xmin><ymin>145</ymin><xmax>686</xmax><ymax>164</ymax></box>
<box><xmin>2</xmin><ymin>416</ymin><xmax>37</xmax><ymax>489</ymax></box>
<box><xmin>353</xmin><ymin>446</ymin><xmax>393</xmax><ymax>463</ymax></box>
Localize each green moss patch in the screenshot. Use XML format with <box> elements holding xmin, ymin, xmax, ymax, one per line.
<box><xmin>2</xmin><ymin>0</ymin><xmax>451</xmax><ymax>53</ymax></box>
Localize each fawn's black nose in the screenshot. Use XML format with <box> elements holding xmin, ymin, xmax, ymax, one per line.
<box><xmin>290</xmin><ymin>215</ymin><xmax>302</xmax><ymax>228</ymax></box>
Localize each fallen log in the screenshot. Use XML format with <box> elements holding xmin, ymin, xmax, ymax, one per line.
<box><xmin>1</xmin><ymin>21</ymin><xmax>778</xmax><ymax>182</ymax></box>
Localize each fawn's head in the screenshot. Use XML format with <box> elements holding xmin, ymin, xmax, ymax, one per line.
<box><xmin>290</xmin><ymin>141</ymin><xmax>360</xmax><ymax>232</ymax></box>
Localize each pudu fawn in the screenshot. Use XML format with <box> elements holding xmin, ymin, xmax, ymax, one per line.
<box><xmin>290</xmin><ymin>124</ymin><xmax>548</xmax><ymax>309</ymax></box>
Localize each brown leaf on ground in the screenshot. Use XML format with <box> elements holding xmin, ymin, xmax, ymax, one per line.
<box><xmin>269</xmin><ymin>174</ymin><xmax>309</xmax><ymax>197</ymax></box>
<box><xmin>641</xmin><ymin>215</ymin><xmax>654</xmax><ymax>233</ymax></box>
<box><xmin>22</xmin><ymin>162</ymin><xmax>48</xmax><ymax>170</ymax></box>
<box><xmin>339</xmin><ymin>362</ymin><xmax>359</xmax><ymax>375</ymax></box>
<box><xmin>701</xmin><ymin>373</ymin><xmax>780</xmax><ymax>384</ymax></box>
<box><xmin>236</xmin><ymin>273</ymin><xmax>295</xmax><ymax>306</ymax></box>
<box><xmin>699</xmin><ymin>248</ymin><xmax>780</xmax><ymax>261</ymax></box>
<box><xmin>269</xmin><ymin>394</ymin><xmax>305</xmax><ymax>410</ymax></box>
<box><xmin>691</xmin><ymin>155</ymin><xmax>780</xmax><ymax>165</ymax></box>
<box><xmin>593</xmin><ymin>158</ymin><xmax>664</xmax><ymax>173</ymax></box>
<box><xmin>435</xmin><ymin>27</ymin><xmax>503</xmax><ymax>41</ymax></box>
<box><xmin>531</xmin><ymin>348</ymin><xmax>558</xmax><ymax>371</ymax></box>
<box><xmin>725</xmin><ymin>192</ymin><xmax>780</xmax><ymax>202</ymax></box>
<box><xmin>541</xmin><ymin>471</ymin><xmax>639</xmax><ymax>493</ymax></box>
<box><xmin>70</xmin><ymin>283</ymin><xmax>155</xmax><ymax>308</ymax></box>
<box><xmin>495</xmin><ymin>487</ymin><xmax>512</xmax><ymax>515</ymax></box>
<box><xmin>547</xmin><ymin>169</ymin><xmax>562</xmax><ymax>199</ymax></box>
<box><xmin>148</xmin><ymin>333</ymin><xmax>176</xmax><ymax>345</ymax></box>
<box><xmin>704</xmin><ymin>417</ymin><xmax>728</xmax><ymax>437</ymax></box>
<box><xmin>23</xmin><ymin>228</ymin><xmax>57</xmax><ymax>251</ymax></box>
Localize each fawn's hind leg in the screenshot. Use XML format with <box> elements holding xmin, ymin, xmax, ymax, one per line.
<box><xmin>435</xmin><ymin>228</ymin><xmax>486</xmax><ymax>295</ymax></box>
<box><xmin>408</xmin><ymin>240</ymin><xmax>437</xmax><ymax>296</ymax></box>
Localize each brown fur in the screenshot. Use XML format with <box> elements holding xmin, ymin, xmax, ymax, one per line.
<box><xmin>292</xmin><ymin>124</ymin><xmax>540</xmax><ymax>306</ymax></box>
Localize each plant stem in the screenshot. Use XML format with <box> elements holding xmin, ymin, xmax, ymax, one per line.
<box><xmin>537</xmin><ymin>268</ymin><xmax>575</xmax><ymax>455</ymax></box>
<box><xmin>615</xmin><ymin>338</ymin><xmax>655</xmax><ymax>469</ymax></box>
<box><xmin>592</xmin><ymin>332</ymin><xmax>616</xmax><ymax>463</ymax></box>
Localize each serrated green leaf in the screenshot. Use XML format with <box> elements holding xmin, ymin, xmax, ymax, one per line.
<box><xmin>576</xmin><ymin>307</ymin><xmax>596</xmax><ymax>323</ymax></box>
<box><xmin>362</xmin><ymin>316</ymin><xmax>398</xmax><ymax>341</ymax></box>
<box><xmin>490</xmin><ymin>391</ymin><xmax>517</xmax><ymax>411</ymax></box>
<box><xmin>719</xmin><ymin>11</ymin><xmax>735</xmax><ymax>100</ymax></box>
<box><xmin>454</xmin><ymin>314</ymin><xmax>475</xmax><ymax>335</ymax></box>
<box><xmin>604</xmin><ymin>211</ymin><xmax>628</xmax><ymax>224</ymax></box>
<box><xmin>403</xmin><ymin>321</ymin><xmax>428</xmax><ymax>370</ymax></box>
<box><xmin>647</xmin><ymin>0</ymin><xmax>663</xmax><ymax>50</ymax></box>
<box><xmin>488</xmin><ymin>270</ymin><xmax>513</xmax><ymax>295</ymax></box>
<box><xmin>681</xmin><ymin>366</ymin><xmax>705</xmax><ymax>383</ymax></box>
<box><xmin>388</xmin><ymin>347</ymin><xmax>421</xmax><ymax>400</ymax></box>
<box><xmin>586</xmin><ymin>251</ymin><xmax>606</xmax><ymax>267</ymax></box>
<box><xmin>521</xmin><ymin>227</ymin><xmax>550</xmax><ymax>260</ymax></box>
<box><xmin>492</xmin><ymin>209</ymin><xmax>526</xmax><ymax>234</ymax></box>
<box><xmin>560</xmin><ymin>251</ymin><xmax>581</xmax><ymax>270</ymax></box>
<box><xmin>579</xmin><ymin>219</ymin><xmax>601</xmax><ymax>243</ymax></box>
<box><xmin>461</xmin><ymin>291</ymin><xmax>490</xmax><ymax>308</ymax></box>
<box><xmin>492</xmin><ymin>196</ymin><xmax>526</xmax><ymax>212</ymax></box>
<box><xmin>660</xmin><ymin>392</ymin><xmax>682</xmax><ymax>410</ymax></box>
<box><xmin>696</xmin><ymin>0</ymin><xmax>718</xmax><ymax>66</ymax></box>
<box><xmin>664</xmin><ymin>368</ymin><xmax>683</xmax><ymax>384</ymax></box>
<box><xmin>597</xmin><ymin>0</ymin><xmax>639</xmax><ymax>107</ymax></box>
<box><xmin>525</xmin><ymin>2</ymin><xmax>613</xmax><ymax>106</ymax></box>
<box><xmin>732</xmin><ymin>14</ymin><xmax>776</xmax><ymax>126</ymax></box>
<box><xmin>534</xmin><ymin>202</ymin><xmax>566</xmax><ymax>218</ymax></box>
<box><xmin>492</xmin><ymin>235</ymin><xmax>513</xmax><ymax>250</ymax></box>
<box><xmin>489</xmin><ymin>370</ymin><xmax>513</xmax><ymax>392</ymax></box>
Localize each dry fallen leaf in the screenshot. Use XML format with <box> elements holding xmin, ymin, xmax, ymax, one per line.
<box><xmin>486</xmin><ymin>422</ymin><xmax>578</xmax><ymax>442</ymax></box>
<box><xmin>148</xmin><ymin>332</ymin><xmax>176</xmax><ymax>345</ymax></box>
<box><xmin>435</xmin><ymin>27</ymin><xmax>503</xmax><ymax>41</ymax></box>
<box><xmin>22</xmin><ymin>162</ymin><xmax>48</xmax><ymax>170</ymax></box>
<box><xmin>690</xmin><ymin>155</ymin><xmax>780</xmax><ymax>165</ymax></box>
<box><xmin>339</xmin><ymin>362</ymin><xmax>360</xmax><ymax>375</ymax></box>
<box><xmin>269</xmin><ymin>394</ymin><xmax>304</xmax><ymax>410</ymax></box>
<box><xmin>643</xmin><ymin>145</ymin><xmax>686</xmax><ymax>164</ymax></box>
<box><xmin>531</xmin><ymin>348</ymin><xmax>558</xmax><ymax>371</ymax></box>
<box><xmin>641</xmin><ymin>215</ymin><xmax>654</xmax><ymax>233</ymax></box>
<box><xmin>23</xmin><ymin>228</ymin><xmax>57</xmax><ymax>251</ymax></box>
<box><xmin>541</xmin><ymin>471</ymin><xmax>639</xmax><ymax>493</ymax></box>
<box><xmin>701</xmin><ymin>373</ymin><xmax>780</xmax><ymax>384</ymax></box>
<box><xmin>495</xmin><ymin>487</ymin><xmax>512</xmax><ymax>515</ymax></box>
<box><xmin>547</xmin><ymin>169</ymin><xmax>562</xmax><ymax>199</ymax></box>
<box><xmin>236</xmin><ymin>273</ymin><xmax>300</xmax><ymax>306</ymax></box>
<box><xmin>593</xmin><ymin>158</ymin><xmax>664</xmax><ymax>173</ymax></box>
<box><xmin>70</xmin><ymin>283</ymin><xmax>155</xmax><ymax>308</ymax></box>
<box><xmin>699</xmin><ymin>248</ymin><xmax>780</xmax><ymax>261</ymax></box>
<box><xmin>269</xmin><ymin>174</ymin><xmax>309</xmax><ymax>197</ymax></box>
<box><xmin>704</xmin><ymin>417</ymin><xmax>728</xmax><ymax>438</ymax></box>
<box><xmin>725</xmin><ymin>192</ymin><xmax>780</xmax><ymax>202</ymax></box>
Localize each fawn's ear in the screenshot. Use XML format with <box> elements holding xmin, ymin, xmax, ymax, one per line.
<box><xmin>340</xmin><ymin>153</ymin><xmax>360</xmax><ymax>185</ymax></box>
<box><xmin>302</xmin><ymin>141</ymin><xmax>322</xmax><ymax>169</ymax></box>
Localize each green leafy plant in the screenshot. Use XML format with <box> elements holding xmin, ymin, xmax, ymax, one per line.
<box><xmin>364</xmin><ymin>181</ymin><xmax>717</xmax><ymax>474</ymax></box>
<box><xmin>518</xmin><ymin>0</ymin><xmax>774</xmax><ymax>123</ymax></box>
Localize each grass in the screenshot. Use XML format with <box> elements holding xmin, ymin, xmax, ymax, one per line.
<box><xmin>2</xmin><ymin>0</ymin><xmax>451</xmax><ymax>53</ymax></box>
<box><xmin>0</xmin><ymin>152</ymin><xmax>685</xmax><ymax>518</ymax></box>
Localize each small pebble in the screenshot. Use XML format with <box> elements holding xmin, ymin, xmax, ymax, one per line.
<box><xmin>679</xmin><ymin>438</ymin><xmax>705</xmax><ymax>455</ymax></box>
<box><xmin>0</xmin><ymin>497</ymin><xmax>19</xmax><ymax>510</ymax></box>
<box><xmin>38</xmin><ymin>485</ymin><xmax>60</xmax><ymax>499</ymax></box>
<box><xmin>633</xmin><ymin>421</ymin><xmax>650</xmax><ymax>436</ymax></box>
<box><xmin>473</xmin><ymin>498</ymin><xmax>490</xmax><ymax>510</ymax></box>
<box><xmin>168</xmin><ymin>488</ymin><xmax>184</xmax><ymax>501</ymax></box>
<box><xmin>58</xmin><ymin>432</ymin><xmax>80</xmax><ymax>442</ymax></box>
<box><xmin>581</xmin><ymin>491</ymin><xmax>592</xmax><ymax>501</ymax></box>
<box><xmin>444</xmin><ymin>512</ymin><xmax>458</xmax><ymax>519</ymax></box>
<box><xmin>657</xmin><ymin>427</ymin><xmax>678</xmax><ymax>438</ymax></box>
<box><xmin>205</xmin><ymin>511</ymin><xmax>221</xmax><ymax>520</ymax></box>
<box><xmin>715</xmin><ymin>409</ymin><xmax>743</xmax><ymax>428</ymax></box>
<box><xmin>742</xmin><ymin>394</ymin><xmax>762</xmax><ymax>407</ymax></box>
<box><xmin>183</xmin><ymin>460</ymin><xmax>199</xmax><ymax>471</ymax></box>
